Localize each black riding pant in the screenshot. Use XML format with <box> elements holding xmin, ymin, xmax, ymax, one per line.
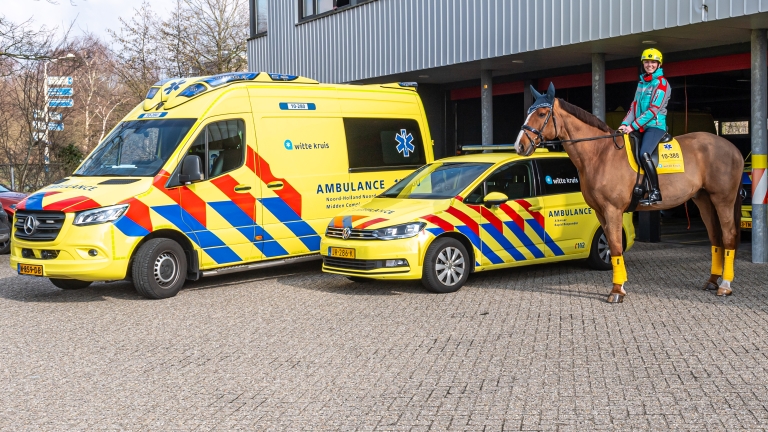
<box><xmin>639</xmin><ymin>127</ymin><xmax>667</xmax><ymax>157</ymax></box>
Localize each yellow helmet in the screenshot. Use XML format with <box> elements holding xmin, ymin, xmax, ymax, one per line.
<box><xmin>641</xmin><ymin>48</ymin><xmax>663</xmax><ymax>65</ymax></box>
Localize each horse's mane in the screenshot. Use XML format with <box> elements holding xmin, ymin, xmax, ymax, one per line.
<box><xmin>557</xmin><ymin>98</ymin><xmax>613</xmax><ymax>133</ymax></box>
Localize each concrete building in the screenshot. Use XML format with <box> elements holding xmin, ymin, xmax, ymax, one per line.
<box><xmin>247</xmin><ymin>0</ymin><xmax>768</xmax><ymax>262</ymax></box>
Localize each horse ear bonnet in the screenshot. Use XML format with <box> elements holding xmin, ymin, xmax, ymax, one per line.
<box><xmin>527</xmin><ymin>82</ymin><xmax>556</xmax><ymax>115</ymax></box>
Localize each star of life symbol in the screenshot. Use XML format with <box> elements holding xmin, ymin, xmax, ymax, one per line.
<box><xmin>663</xmin><ymin>143</ymin><xmax>673</xmax><ymax>150</ymax></box>
<box><xmin>395</xmin><ymin>129</ymin><xmax>415</xmax><ymax>157</ymax></box>
<box><xmin>164</xmin><ymin>80</ymin><xmax>186</xmax><ymax>95</ymax></box>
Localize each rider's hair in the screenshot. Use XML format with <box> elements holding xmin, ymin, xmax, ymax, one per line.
<box><xmin>557</xmin><ymin>99</ymin><xmax>613</xmax><ymax>133</ymax></box>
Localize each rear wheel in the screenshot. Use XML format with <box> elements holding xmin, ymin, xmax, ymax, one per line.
<box><xmin>586</xmin><ymin>227</ymin><xmax>626</xmax><ymax>271</ymax></box>
<box><xmin>421</xmin><ymin>238</ymin><xmax>469</xmax><ymax>293</ymax></box>
<box><xmin>50</xmin><ymin>278</ymin><xmax>92</xmax><ymax>290</ymax></box>
<box><xmin>132</xmin><ymin>238</ymin><xmax>187</xmax><ymax>299</ymax></box>
<box><xmin>0</xmin><ymin>220</ymin><xmax>10</xmax><ymax>254</ymax></box>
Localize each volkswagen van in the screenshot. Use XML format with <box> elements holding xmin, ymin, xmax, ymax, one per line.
<box><xmin>320</xmin><ymin>147</ymin><xmax>635</xmax><ymax>293</ymax></box>
<box><xmin>10</xmin><ymin>72</ymin><xmax>433</xmax><ymax>298</ymax></box>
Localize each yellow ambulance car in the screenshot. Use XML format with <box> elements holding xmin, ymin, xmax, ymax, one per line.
<box><xmin>320</xmin><ymin>148</ymin><xmax>635</xmax><ymax>293</ymax></box>
<box><xmin>10</xmin><ymin>72</ymin><xmax>433</xmax><ymax>298</ymax></box>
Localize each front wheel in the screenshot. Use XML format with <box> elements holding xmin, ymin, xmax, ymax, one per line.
<box><xmin>132</xmin><ymin>238</ymin><xmax>187</xmax><ymax>299</ymax></box>
<box><xmin>50</xmin><ymin>278</ymin><xmax>92</xmax><ymax>290</ymax></box>
<box><xmin>422</xmin><ymin>238</ymin><xmax>470</xmax><ymax>293</ymax></box>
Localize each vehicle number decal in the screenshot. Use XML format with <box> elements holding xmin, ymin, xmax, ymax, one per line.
<box><xmin>279</xmin><ymin>102</ymin><xmax>316</xmax><ymax>111</ymax></box>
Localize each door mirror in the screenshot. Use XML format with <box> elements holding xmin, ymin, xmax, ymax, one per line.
<box><xmin>179</xmin><ymin>155</ymin><xmax>204</xmax><ymax>184</ymax></box>
<box><xmin>483</xmin><ymin>192</ymin><xmax>508</xmax><ymax>207</ymax></box>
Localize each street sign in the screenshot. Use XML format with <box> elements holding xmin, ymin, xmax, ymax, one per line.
<box><xmin>48</xmin><ymin>87</ymin><xmax>73</xmax><ymax>96</ymax></box>
<box><xmin>33</xmin><ymin>121</ymin><xmax>64</xmax><ymax>131</ymax></box>
<box><xmin>48</xmin><ymin>76</ymin><xmax>73</xmax><ymax>86</ymax></box>
<box><xmin>32</xmin><ymin>132</ymin><xmax>45</xmax><ymax>141</ymax></box>
<box><xmin>33</xmin><ymin>111</ymin><xmax>62</xmax><ymax>120</ymax></box>
<box><xmin>48</xmin><ymin>99</ymin><xmax>73</xmax><ymax>108</ymax></box>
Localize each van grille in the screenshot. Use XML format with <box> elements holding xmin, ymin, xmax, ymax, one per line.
<box><xmin>325</xmin><ymin>227</ymin><xmax>376</xmax><ymax>239</ymax></box>
<box><xmin>323</xmin><ymin>257</ymin><xmax>379</xmax><ymax>271</ymax></box>
<box><xmin>14</xmin><ymin>211</ymin><xmax>66</xmax><ymax>242</ymax></box>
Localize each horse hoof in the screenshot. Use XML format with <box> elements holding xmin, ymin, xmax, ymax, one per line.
<box><xmin>607</xmin><ymin>293</ymin><xmax>625</xmax><ymax>303</ymax></box>
<box><xmin>716</xmin><ymin>287</ymin><xmax>732</xmax><ymax>296</ymax></box>
<box><xmin>703</xmin><ymin>281</ymin><xmax>719</xmax><ymax>291</ymax></box>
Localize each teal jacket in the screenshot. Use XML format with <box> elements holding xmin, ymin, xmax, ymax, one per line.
<box><xmin>621</xmin><ymin>67</ymin><xmax>670</xmax><ymax>132</ymax></box>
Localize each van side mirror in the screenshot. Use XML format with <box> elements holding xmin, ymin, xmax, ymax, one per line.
<box><xmin>483</xmin><ymin>192</ymin><xmax>508</xmax><ymax>208</ymax></box>
<box><xmin>179</xmin><ymin>155</ymin><xmax>204</xmax><ymax>184</ymax></box>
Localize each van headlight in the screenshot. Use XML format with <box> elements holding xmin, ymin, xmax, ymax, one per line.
<box><xmin>372</xmin><ymin>222</ymin><xmax>426</xmax><ymax>240</ymax></box>
<box><xmin>73</xmin><ymin>204</ymin><xmax>129</xmax><ymax>226</ymax></box>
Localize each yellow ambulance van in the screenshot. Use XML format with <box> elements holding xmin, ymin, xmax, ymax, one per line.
<box><xmin>10</xmin><ymin>72</ymin><xmax>433</xmax><ymax>298</ymax></box>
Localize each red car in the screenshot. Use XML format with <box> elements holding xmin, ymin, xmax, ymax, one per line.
<box><xmin>0</xmin><ymin>184</ymin><xmax>27</xmax><ymax>254</ymax></box>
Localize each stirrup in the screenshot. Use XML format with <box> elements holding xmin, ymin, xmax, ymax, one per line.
<box><xmin>639</xmin><ymin>190</ymin><xmax>662</xmax><ymax>206</ymax></box>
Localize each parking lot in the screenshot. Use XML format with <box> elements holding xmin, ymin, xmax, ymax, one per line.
<box><xmin>1</xmin><ymin>234</ymin><xmax>767</xmax><ymax>431</ymax></box>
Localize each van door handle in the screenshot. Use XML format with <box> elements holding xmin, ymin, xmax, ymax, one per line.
<box><xmin>234</xmin><ymin>185</ymin><xmax>251</xmax><ymax>192</ymax></box>
<box><xmin>267</xmin><ymin>181</ymin><xmax>284</xmax><ymax>190</ymax></box>
<box><xmin>528</xmin><ymin>206</ymin><xmax>542</xmax><ymax>212</ymax></box>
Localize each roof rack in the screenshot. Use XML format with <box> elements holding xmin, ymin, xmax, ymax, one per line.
<box><xmin>461</xmin><ymin>144</ymin><xmax>559</xmax><ymax>154</ymax></box>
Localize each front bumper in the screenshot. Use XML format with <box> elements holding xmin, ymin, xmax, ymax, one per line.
<box><xmin>320</xmin><ymin>231</ymin><xmax>433</xmax><ymax>280</ymax></box>
<box><xmin>9</xmin><ymin>214</ymin><xmax>140</xmax><ymax>281</ymax></box>
<box><xmin>741</xmin><ymin>205</ymin><xmax>752</xmax><ymax>230</ymax></box>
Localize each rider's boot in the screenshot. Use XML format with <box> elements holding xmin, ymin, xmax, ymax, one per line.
<box><xmin>641</xmin><ymin>152</ymin><xmax>662</xmax><ymax>205</ymax></box>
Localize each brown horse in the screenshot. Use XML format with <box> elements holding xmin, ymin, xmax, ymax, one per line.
<box><xmin>516</xmin><ymin>83</ymin><xmax>743</xmax><ymax>303</ymax></box>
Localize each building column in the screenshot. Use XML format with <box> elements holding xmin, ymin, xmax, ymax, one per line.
<box><xmin>592</xmin><ymin>53</ymin><xmax>606</xmax><ymax>121</ymax></box>
<box><xmin>481</xmin><ymin>70</ymin><xmax>493</xmax><ymax>146</ymax></box>
<box><xmin>751</xmin><ymin>29</ymin><xmax>767</xmax><ymax>263</ymax></box>
<box><xmin>523</xmin><ymin>79</ymin><xmax>534</xmax><ymax>117</ymax></box>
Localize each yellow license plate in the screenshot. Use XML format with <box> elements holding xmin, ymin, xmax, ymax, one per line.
<box><xmin>329</xmin><ymin>247</ymin><xmax>355</xmax><ymax>259</ymax></box>
<box><xmin>741</xmin><ymin>221</ymin><xmax>752</xmax><ymax>229</ymax></box>
<box><xmin>18</xmin><ymin>264</ymin><xmax>43</xmax><ymax>276</ymax></box>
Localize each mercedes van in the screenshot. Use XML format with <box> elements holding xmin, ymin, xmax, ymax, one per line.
<box><xmin>11</xmin><ymin>72</ymin><xmax>433</xmax><ymax>298</ymax></box>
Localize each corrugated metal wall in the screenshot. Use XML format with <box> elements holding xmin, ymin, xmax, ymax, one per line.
<box><xmin>248</xmin><ymin>0</ymin><xmax>768</xmax><ymax>83</ymax></box>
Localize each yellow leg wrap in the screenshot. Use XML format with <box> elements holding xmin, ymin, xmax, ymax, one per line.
<box><xmin>612</xmin><ymin>256</ymin><xmax>628</xmax><ymax>285</ymax></box>
<box><xmin>723</xmin><ymin>249</ymin><xmax>736</xmax><ymax>281</ymax></box>
<box><xmin>710</xmin><ymin>246</ymin><xmax>724</xmax><ymax>276</ymax></box>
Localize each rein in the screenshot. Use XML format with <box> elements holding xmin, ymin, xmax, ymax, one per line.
<box><xmin>521</xmin><ymin>105</ymin><xmax>626</xmax><ymax>152</ymax></box>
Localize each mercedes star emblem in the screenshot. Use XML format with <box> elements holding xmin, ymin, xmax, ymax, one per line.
<box><xmin>24</xmin><ymin>216</ymin><xmax>38</xmax><ymax>235</ymax></box>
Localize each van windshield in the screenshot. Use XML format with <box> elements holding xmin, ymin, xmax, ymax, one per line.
<box><xmin>75</xmin><ymin>118</ymin><xmax>196</xmax><ymax>177</ymax></box>
<box><xmin>379</xmin><ymin>162</ymin><xmax>492</xmax><ymax>199</ymax></box>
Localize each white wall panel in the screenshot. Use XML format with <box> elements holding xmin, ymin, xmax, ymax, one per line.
<box><xmin>247</xmin><ymin>0</ymin><xmax>768</xmax><ymax>83</ymax></box>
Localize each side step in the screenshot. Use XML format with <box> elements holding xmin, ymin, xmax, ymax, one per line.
<box><xmin>201</xmin><ymin>254</ymin><xmax>321</xmax><ymax>277</ymax></box>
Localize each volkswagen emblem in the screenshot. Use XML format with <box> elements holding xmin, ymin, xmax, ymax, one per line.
<box><xmin>342</xmin><ymin>227</ymin><xmax>351</xmax><ymax>240</ymax></box>
<box><xmin>24</xmin><ymin>216</ymin><xmax>38</xmax><ymax>235</ymax></box>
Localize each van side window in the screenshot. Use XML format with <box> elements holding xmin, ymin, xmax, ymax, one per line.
<box><xmin>186</xmin><ymin>119</ymin><xmax>246</xmax><ymax>179</ymax></box>
<box><xmin>537</xmin><ymin>158</ymin><xmax>581</xmax><ymax>195</ymax></box>
<box><xmin>465</xmin><ymin>162</ymin><xmax>533</xmax><ymax>204</ymax></box>
<box><xmin>343</xmin><ymin>118</ymin><xmax>426</xmax><ymax>172</ymax></box>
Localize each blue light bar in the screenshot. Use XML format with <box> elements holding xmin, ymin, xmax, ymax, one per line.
<box><xmin>269</xmin><ymin>73</ymin><xmax>299</xmax><ymax>81</ymax></box>
<box><xmin>178</xmin><ymin>83</ymin><xmax>208</xmax><ymax>98</ymax></box>
<box><xmin>398</xmin><ymin>82</ymin><xmax>418</xmax><ymax>88</ymax></box>
<box><xmin>199</xmin><ymin>72</ymin><xmax>259</xmax><ymax>87</ymax></box>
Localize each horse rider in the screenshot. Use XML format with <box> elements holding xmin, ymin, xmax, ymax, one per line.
<box><xmin>617</xmin><ymin>48</ymin><xmax>671</xmax><ymax>205</ymax></box>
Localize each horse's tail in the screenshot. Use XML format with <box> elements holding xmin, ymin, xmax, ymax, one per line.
<box><xmin>734</xmin><ymin>180</ymin><xmax>743</xmax><ymax>251</ymax></box>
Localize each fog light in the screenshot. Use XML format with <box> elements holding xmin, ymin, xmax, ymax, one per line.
<box><xmin>88</xmin><ymin>249</ymin><xmax>98</xmax><ymax>257</ymax></box>
<box><xmin>22</xmin><ymin>249</ymin><xmax>35</xmax><ymax>259</ymax></box>
<box><xmin>384</xmin><ymin>259</ymin><xmax>408</xmax><ymax>267</ymax></box>
<box><xmin>40</xmin><ymin>250</ymin><xmax>59</xmax><ymax>260</ymax></box>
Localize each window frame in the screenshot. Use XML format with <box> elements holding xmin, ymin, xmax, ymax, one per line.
<box><xmin>249</xmin><ymin>0</ymin><xmax>268</xmax><ymax>39</ymax></box>
<box><xmin>298</xmin><ymin>0</ymin><xmax>377</xmax><ymax>23</ymax></box>
<box><xmin>168</xmin><ymin>118</ymin><xmax>247</xmax><ymax>187</ymax></box>
<box><xmin>533</xmin><ymin>157</ymin><xmax>582</xmax><ymax>197</ymax></box>
<box><xmin>464</xmin><ymin>160</ymin><xmax>536</xmax><ymax>205</ymax></box>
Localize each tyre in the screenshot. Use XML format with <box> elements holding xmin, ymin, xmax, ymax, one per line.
<box><xmin>50</xmin><ymin>278</ymin><xmax>92</xmax><ymax>290</ymax></box>
<box><xmin>346</xmin><ymin>276</ymin><xmax>373</xmax><ymax>283</ymax></box>
<box><xmin>0</xmin><ymin>221</ymin><xmax>10</xmax><ymax>255</ymax></box>
<box><xmin>421</xmin><ymin>237</ymin><xmax>470</xmax><ymax>293</ymax></box>
<box><xmin>586</xmin><ymin>227</ymin><xmax>626</xmax><ymax>271</ymax></box>
<box><xmin>131</xmin><ymin>238</ymin><xmax>187</xmax><ymax>299</ymax></box>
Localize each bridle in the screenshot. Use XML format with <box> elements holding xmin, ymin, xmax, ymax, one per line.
<box><xmin>520</xmin><ymin>104</ymin><xmax>625</xmax><ymax>154</ymax></box>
